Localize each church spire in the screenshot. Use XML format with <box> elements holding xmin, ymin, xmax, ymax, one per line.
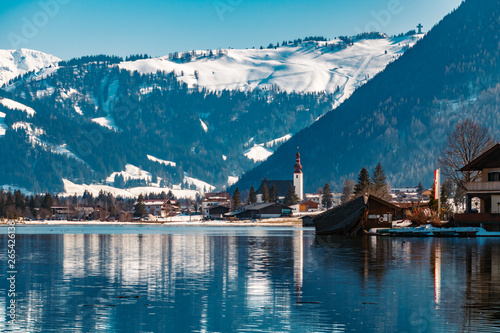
<box><xmin>294</xmin><ymin>147</ymin><xmax>302</xmax><ymax>174</ymax></box>
<box><xmin>293</xmin><ymin>147</ymin><xmax>304</xmax><ymax>201</ymax></box>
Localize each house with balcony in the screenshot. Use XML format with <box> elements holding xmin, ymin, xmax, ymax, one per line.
<box><xmin>456</xmin><ymin>144</ymin><xmax>500</xmax><ymax>231</ymax></box>
<box><xmin>202</xmin><ymin>192</ymin><xmax>231</xmax><ymax>218</ymax></box>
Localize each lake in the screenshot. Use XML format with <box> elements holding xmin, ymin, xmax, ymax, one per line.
<box><xmin>1</xmin><ymin>225</ymin><xmax>500</xmax><ymax>332</ymax></box>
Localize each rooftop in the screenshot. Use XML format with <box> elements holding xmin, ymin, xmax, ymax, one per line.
<box><xmin>460</xmin><ymin>144</ymin><xmax>500</xmax><ymax>171</ymax></box>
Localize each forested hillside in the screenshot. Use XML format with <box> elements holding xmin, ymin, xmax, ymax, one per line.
<box><xmin>0</xmin><ymin>33</ymin><xmax>418</xmax><ymax>194</ymax></box>
<box><xmin>0</xmin><ymin>59</ymin><xmax>333</xmax><ymax>193</ymax></box>
<box><xmin>234</xmin><ymin>0</ymin><xmax>500</xmax><ymax>192</ymax></box>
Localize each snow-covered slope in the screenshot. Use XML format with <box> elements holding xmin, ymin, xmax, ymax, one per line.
<box><xmin>0</xmin><ymin>49</ymin><xmax>60</xmax><ymax>86</ymax></box>
<box><xmin>0</xmin><ymin>97</ymin><xmax>36</xmax><ymax>116</ymax></box>
<box><xmin>244</xmin><ymin>145</ymin><xmax>274</xmax><ymax>162</ymax></box>
<box><xmin>119</xmin><ymin>35</ymin><xmax>421</xmax><ymax>97</ymax></box>
<box><xmin>0</xmin><ymin>111</ymin><xmax>7</xmax><ymax>136</ymax></box>
<box><xmin>62</xmin><ymin>179</ymin><xmax>199</xmax><ymax>200</ymax></box>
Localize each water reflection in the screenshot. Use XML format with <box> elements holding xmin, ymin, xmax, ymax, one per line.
<box><xmin>0</xmin><ymin>229</ymin><xmax>500</xmax><ymax>332</ymax></box>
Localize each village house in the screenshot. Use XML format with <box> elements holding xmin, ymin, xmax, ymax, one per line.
<box><xmin>226</xmin><ymin>202</ymin><xmax>293</xmax><ymax>219</ymax></box>
<box><xmin>51</xmin><ymin>206</ymin><xmax>73</xmax><ymax>220</ymax></box>
<box><xmin>421</xmin><ymin>190</ymin><xmax>432</xmax><ymax>201</ymax></box>
<box><xmin>300</xmin><ymin>200</ymin><xmax>320</xmax><ymax>212</ymax></box>
<box><xmin>206</xmin><ymin>205</ymin><xmax>231</xmax><ymax>220</ymax></box>
<box><xmin>139</xmin><ymin>199</ymin><xmax>181</xmax><ymax>217</ymax></box>
<box><xmin>202</xmin><ymin>192</ymin><xmax>231</xmax><ymax>218</ymax></box>
<box><xmin>305</xmin><ymin>193</ymin><xmax>321</xmax><ymax>204</ymax></box>
<box><xmin>74</xmin><ymin>206</ymin><xmax>95</xmax><ymax>220</ymax></box>
<box><xmin>456</xmin><ymin>144</ymin><xmax>500</xmax><ymax>231</ymax></box>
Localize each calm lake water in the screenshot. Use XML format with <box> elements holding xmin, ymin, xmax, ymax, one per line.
<box><xmin>1</xmin><ymin>225</ymin><xmax>500</xmax><ymax>332</ymax></box>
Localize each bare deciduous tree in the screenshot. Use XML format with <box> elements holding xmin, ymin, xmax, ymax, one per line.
<box><xmin>438</xmin><ymin>119</ymin><xmax>495</xmax><ymax>192</ymax></box>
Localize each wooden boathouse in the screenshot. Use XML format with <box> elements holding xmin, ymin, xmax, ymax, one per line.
<box><xmin>313</xmin><ymin>195</ymin><xmax>403</xmax><ymax>235</ymax></box>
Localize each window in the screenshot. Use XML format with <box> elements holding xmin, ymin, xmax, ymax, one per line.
<box><xmin>488</xmin><ymin>172</ymin><xmax>500</xmax><ymax>181</ymax></box>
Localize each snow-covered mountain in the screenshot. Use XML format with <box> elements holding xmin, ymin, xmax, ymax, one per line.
<box><xmin>120</xmin><ymin>34</ymin><xmax>421</xmax><ymax>101</ymax></box>
<box><xmin>233</xmin><ymin>0</ymin><xmax>500</xmax><ymax>193</ymax></box>
<box><xmin>0</xmin><ymin>34</ymin><xmax>423</xmax><ymax>196</ymax></box>
<box><xmin>0</xmin><ymin>48</ymin><xmax>60</xmax><ymax>87</ymax></box>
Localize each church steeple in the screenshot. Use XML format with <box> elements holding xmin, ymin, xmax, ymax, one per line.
<box><xmin>293</xmin><ymin>147</ymin><xmax>304</xmax><ymax>201</ymax></box>
<box><xmin>294</xmin><ymin>147</ymin><xmax>302</xmax><ymax>174</ymax></box>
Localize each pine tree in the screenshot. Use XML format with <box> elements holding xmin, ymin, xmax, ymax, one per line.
<box><xmin>341</xmin><ymin>179</ymin><xmax>355</xmax><ymax>203</ymax></box>
<box><xmin>371</xmin><ymin>163</ymin><xmax>389</xmax><ymax>199</ymax></box>
<box><xmin>270</xmin><ymin>184</ymin><xmax>279</xmax><ymax>202</ymax></box>
<box><xmin>417</xmin><ymin>181</ymin><xmax>425</xmax><ymax>194</ymax></box>
<box><xmin>354</xmin><ymin>167</ymin><xmax>371</xmax><ymax>196</ymax></box>
<box><xmin>262</xmin><ymin>184</ymin><xmax>270</xmax><ymax>203</ymax></box>
<box><xmin>41</xmin><ymin>193</ymin><xmax>53</xmax><ymax>210</ymax></box>
<box><xmin>321</xmin><ymin>183</ymin><xmax>333</xmax><ymax>209</ymax></box>
<box><xmin>248</xmin><ymin>186</ymin><xmax>257</xmax><ymax>204</ymax></box>
<box><xmin>232</xmin><ymin>188</ymin><xmax>242</xmax><ymax>209</ymax></box>
<box><xmin>284</xmin><ymin>185</ymin><xmax>299</xmax><ymax>206</ymax></box>
<box><xmin>429</xmin><ymin>182</ymin><xmax>451</xmax><ymax>218</ymax></box>
<box><xmin>134</xmin><ymin>194</ymin><xmax>146</xmax><ymax>217</ymax></box>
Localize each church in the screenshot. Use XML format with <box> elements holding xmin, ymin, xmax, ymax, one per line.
<box><xmin>255</xmin><ymin>149</ymin><xmax>304</xmax><ymax>203</ymax></box>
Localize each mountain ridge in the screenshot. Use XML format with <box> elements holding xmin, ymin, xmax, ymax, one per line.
<box><xmin>233</xmin><ymin>0</ymin><xmax>500</xmax><ymax>193</ymax></box>
<box><xmin>0</xmin><ymin>34</ymin><xmax>421</xmax><ymax>195</ymax></box>
<box><xmin>0</xmin><ymin>48</ymin><xmax>60</xmax><ymax>87</ymax></box>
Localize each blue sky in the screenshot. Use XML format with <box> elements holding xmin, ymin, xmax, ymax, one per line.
<box><xmin>0</xmin><ymin>0</ymin><xmax>463</xmax><ymax>60</ymax></box>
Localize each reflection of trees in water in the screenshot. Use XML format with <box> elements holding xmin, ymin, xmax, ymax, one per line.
<box><xmin>462</xmin><ymin>240</ymin><xmax>500</xmax><ymax>326</ymax></box>
<box><xmin>314</xmin><ymin>235</ymin><xmax>434</xmax><ymax>285</ymax></box>
<box><xmin>313</xmin><ymin>235</ymin><xmax>500</xmax><ymax>330</ymax></box>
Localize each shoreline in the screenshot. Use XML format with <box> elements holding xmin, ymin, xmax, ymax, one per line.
<box><xmin>0</xmin><ymin>217</ymin><xmax>304</xmax><ymax>228</ymax></box>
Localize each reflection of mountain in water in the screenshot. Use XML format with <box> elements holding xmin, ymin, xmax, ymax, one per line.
<box><xmin>2</xmin><ymin>231</ymin><xmax>500</xmax><ymax>332</ymax></box>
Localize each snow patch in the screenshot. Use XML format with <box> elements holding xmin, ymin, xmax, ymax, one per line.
<box><xmin>0</xmin><ymin>111</ymin><xmax>6</xmax><ymax>136</ymax></box>
<box><xmin>36</xmin><ymin>87</ymin><xmax>55</xmax><ymax>98</ymax></box>
<box><xmin>91</xmin><ymin>116</ymin><xmax>121</xmax><ymax>132</ymax></box>
<box><xmin>12</xmin><ymin>122</ymin><xmax>45</xmax><ymax>144</ymax></box>
<box><xmin>61</xmin><ymin>179</ymin><xmax>199</xmax><ymax>200</ymax></box>
<box><xmin>265</xmin><ymin>134</ymin><xmax>292</xmax><ymax>147</ymax></box>
<box><xmin>60</xmin><ymin>88</ymin><xmax>79</xmax><ymax>99</ymax></box>
<box><xmin>244</xmin><ymin>144</ymin><xmax>274</xmax><ymax>162</ymax></box>
<box><xmin>200</xmin><ymin>119</ymin><xmax>208</xmax><ymax>133</ymax></box>
<box><xmin>52</xmin><ymin>144</ymin><xmax>84</xmax><ymax>163</ymax></box>
<box><xmin>228</xmin><ymin>176</ymin><xmax>239</xmax><ymax>186</ymax></box>
<box><xmin>0</xmin><ymin>98</ymin><xmax>35</xmax><ymax>116</ymax></box>
<box><xmin>183</xmin><ymin>174</ymin><xmax>216</xmax><ymax>193</ymax></box>
<box><xmin>74</xmin><ymin>105</ymin><xmax>83</xmax><ymax>115</ymax></box>
<box><xmin>147</xmin><ymin>154</ymin><xmax>176</xmax><ymax>167</ymax></box>
<box><xmin>107</xmin><ymin>164</ymin><xmax>152</xmax><ymax>184</ymax></box>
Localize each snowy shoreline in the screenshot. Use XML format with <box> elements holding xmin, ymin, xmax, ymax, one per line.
<box><xmin>0</xmin><ymin>217</ymin><xmax>303</xmax><ymax>227</ymax></box>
